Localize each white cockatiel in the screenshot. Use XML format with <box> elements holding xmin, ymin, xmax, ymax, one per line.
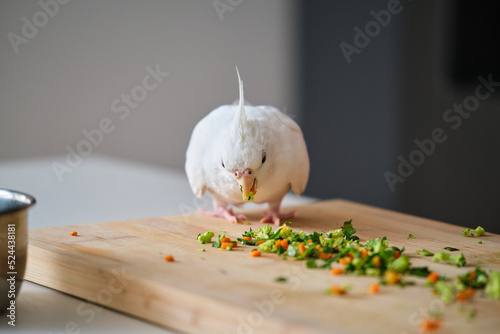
<box><xmin>185</xmin><ymin>68</ymin><xmax>309</xmax><ymax>225</ymax></box>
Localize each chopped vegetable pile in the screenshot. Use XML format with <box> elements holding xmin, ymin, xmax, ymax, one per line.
<box><xmin>196</xmin><ymin>220</ymin><xmax>500</xmax><ymax>327</ymax></box>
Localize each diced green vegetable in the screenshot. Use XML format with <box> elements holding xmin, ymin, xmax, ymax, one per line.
<box><xmin>443</xmin><ymin>247</ymin><xmax>459</xmax><ymax>251</ymax></box>
<box><xmin>258</xmin><ymin>239</ymin><xmax>275</xmax><ymax>252</ymax></box>
<box><xmin>197</xmin><ymin>231</ymin><xmax>214</xmax><ymax>244</ymax></box>
<box><xmin>408</xmin><ymin>234</ymin><xmax>415</xmax><ymax>239</ymax></box>
<box><xmin>416</xmin><ymin>249</ymin><xmax>434</xmax><ymax>256</ymax></box>
<box><xmin>388</xmin><ymin>255</ymin><xmax>410</xmax><ymax>273</ymax></box>
<box><xmin>212</xmin><ymin>231</ymin><xmax>226</xmax><ymax>248</ymax></box>
<box><xmin>432</xmin><ymin>251</ymin><xmax>466</xmax><ymax>267</ymax></box>
<box><xmin>462</xmin><ymin>226</ymin><xmax>486</xmax><ymax>237</ymax></box>
<box><xmin>255</xmin><ymin>225</ymin><xmax>273</xmax><ymax>240</ymax></box>
<box><xmin>485</xmin><ymin>272</ymin><xmax>500</xmax><ymax>299</ymax></box>
<box><xmin>434</xmin><ymin>281</ymin><xmax>455</xmax><ymax>303</ymax></box>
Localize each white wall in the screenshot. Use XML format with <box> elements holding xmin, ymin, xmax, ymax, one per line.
<box><xmin>0</xmin><ymin>0</ymin><xmax>298</xmax><ymax>170</ymax></box>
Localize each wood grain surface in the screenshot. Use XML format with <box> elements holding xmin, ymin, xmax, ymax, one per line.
<box><xmin>25</xmin><ymin>199</ymin><xmax>500</xmax><ymax>333</ymax></box>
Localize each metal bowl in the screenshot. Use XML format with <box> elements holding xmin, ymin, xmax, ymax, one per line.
<box><xmin>0</xmin><ymin>189</ymin><xmax>36</xmax><ymax>312</ymax></box>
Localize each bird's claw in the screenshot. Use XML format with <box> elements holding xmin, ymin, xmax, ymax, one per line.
<box><xmin>260</xmin><ymin>210</ymin><xmax>296</xmax><ymax>226</ymax></box>
<box><xmin>198</xmin><ymin>208</ymin><xmax>247</xmax><ymax>224</ymax></box>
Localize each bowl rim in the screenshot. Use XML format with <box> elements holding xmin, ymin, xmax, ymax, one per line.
<box><xmin>0</xmin><ymin>188</ymin><xmax>36</xmax><ymax>215</ymax></box>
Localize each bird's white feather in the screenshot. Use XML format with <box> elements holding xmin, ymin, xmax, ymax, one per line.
<box><xmin>185</xmin><ymin>69</ymin><xmax>309</xmax><ymax>209</ymax></box>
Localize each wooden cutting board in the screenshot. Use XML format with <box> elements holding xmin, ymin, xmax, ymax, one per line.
<box><xmin>26</xmin><ymin>199</ymin><xmax>500</xmax><ymax>334</ymax></box>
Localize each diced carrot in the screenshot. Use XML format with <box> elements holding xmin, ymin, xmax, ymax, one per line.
<box><xmin>274</xmin><ymin>239</ymin><xmax>288</xmax><ymax>250</ymax></box>
<box><xmin>360</xmin><ymin>248</ymin><xmax>369</xmax><ymax>258</ymax></box>
<box><xmin>456</xmin><ymin>287</ymin><xmax>475</xmax><ymax>302</ymax></box>
<box><xmin>385</xmin><ymin>270</ymin><xmax>400</xmax><ymax>285</ymax></box>
<box><xmin>319</xmin><ymin>250</ymin><xmax>332</xmax><ymax>259</ymax></box>
<box><xmin>369</xmin><ymin>282</ymin><xmax>379</xmax><ymax>294</ymax></box>
<box><xmin>427</xmin><ymin>272</ymin><xmax>440</xmax><ymax>283</ymax></box>
<box><xmin>331</xmin><ymin>268</ymin><xmax>344</xmax><ymax>275</ymax></box>
<box><xmin>221</xmin><ymin>237</ymin><xmax>231</xmax><ymax>244</ymax></box>
<box><xmin>298</xmin><ymin>242</ymin><xmax>306</xmax><ymax>255</ymax></box>
<box><xmin>393</xmin><ymin>250</ymin><xmax>401</xmax><ymax>259</ymax></box>
<box><xmin>329</xmin><ymin>284</ymin><xmax>346</xmax><ymax>295</ymax></box>
<box><xmin>338</xmin><ymin>254</ymin><xmax>353</xmax><ymax>266</ymax></box>
<box><xmin>164</xmin><ymin>255</ymin><xmax>174</xmax><ymax>262</ymax></box>
<box><xmin>221</xmin><ymin>242</ymin><xmax>233</xmax><ymax>250</ymax></box>
<box><xmin>232</xmin><ymin>242</ymin><xmax>238</xmax><ymax>247</ymax></box>
<box><xmin>250</xmin><ymin>250</ymin><xmax>262</xmax><ymax>257</ymax></box>
<box><xmin>420</xmin><ymin>318</ymin><xmax>441</xmax><ymax>332</ymax></box>
<box><xmin>256</xmin><ymin>240</ymin><xmax>265</xmax><ymax>245</ymax></box>
<box><xmin>243</xmin><ymin>236</ymin><xmax>252</xmax><ymax>242</ymax></box>
<box><xmin>372</xmin><ymin>255</ymin><xmax>381</xmax><ymax>268</ymax></box>
<box><xmin>308</xmin><ymin>239</ymin><xmax>313</xmax><ymax>243</ymax></box>
<box><xmin>70</xmin><ymin>231</ymin><xmax>78</xmax><ymax>237</ymax></box>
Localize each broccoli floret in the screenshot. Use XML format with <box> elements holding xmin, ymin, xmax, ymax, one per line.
<box><xmin>197</xmin><ymin>231</ymin><xmax>214</xmax><ymax>244</ymax></box>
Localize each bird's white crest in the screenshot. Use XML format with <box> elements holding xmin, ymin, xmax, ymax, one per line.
<box><xmin>233</xmin><ymin>66</ymin><xmax>247</xmax><ymax>142</ymax></box>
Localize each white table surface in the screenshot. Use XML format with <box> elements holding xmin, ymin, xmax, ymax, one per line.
<box><xmin>0</xmin><ymin>155</ymin><xmax>313</xmax><ymax>333</ymax></box>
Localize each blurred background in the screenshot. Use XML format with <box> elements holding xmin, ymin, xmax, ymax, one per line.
<box><xmin>1</xmin><ymin>0</ymin><xmax>499</xmax><ymax>233</ymax></box>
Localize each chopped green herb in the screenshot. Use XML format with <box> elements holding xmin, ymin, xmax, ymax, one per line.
<box><xmin>409</xmin><ymin>266</ymin><xmax>432</xmax><ymax>277</ymax></box>
<box><xmin>275</xmin><ymin>276</ymin><xmax>287</xmax><ymax>283</ymax></box>
<box><xmin>478</xmin><ymin>240</ymin><xmax>483</xmax><ymax>244</ymax></box>
<box><xmin>306</xmin><ymin>258</ymin><xmax>317</xmax><ymax>268</ymax></box>
<box><xmin>416</xmin><ymin>249</ymin><xmax>434</xmax><ymax>256</ymax></box>
<box><xmin>467</xmin><ymin>308</ymin><xmax>477</xmax><ymax>321</ymax></box>
<box><xmin>240</xmin><ymin>185</ymin><xmax>255</xmax><ymax>201</ymax></box>
<box><xmin>444</xmin><ymin>247</ymin><xmax>459</xmax><ymax>251</ymax></box>
<box><xmin>408</xmin><ymin>234</ymin><xmax>415</xmax><ymax>239</ymax></box>
<box><xmin>342</xmin><ymin>220</ymin><xmax>359</xmax><ymax>241</ymax></box>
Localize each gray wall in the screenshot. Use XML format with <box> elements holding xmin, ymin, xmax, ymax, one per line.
<box><xmin>399</xmin><ymin>1</ymin><xmax>500</xmax><ymax>233</ymax></box>
<box><xmin>0</xmin><ymin>0</ymin><xmax>298</xmax><ymax>170</ymax></box>
<box><xmin>299</xmin><ymin>0</ymin><xmax>500</xmax><ymax>233</ymax></box>
<box><xmin>299</xmin><ymin>0</ymin><xmax>402</xmax><ymax>210</ymax></box>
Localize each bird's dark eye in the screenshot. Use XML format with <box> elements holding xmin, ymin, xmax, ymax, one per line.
<box><xmin>261</xmin><ymin>152</ymin><xmax>266</xmax><ymax>165</ymax></box>
<box><xmin>221</xmin><ymin>160</ymin><xmax>225</xmax><ymax>168</ymax></box>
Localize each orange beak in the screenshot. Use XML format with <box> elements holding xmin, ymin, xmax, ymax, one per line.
<box><xmin>235</xmin><ymin>169</ymin><xmax>256</xmax><ymax>201</ymax></box>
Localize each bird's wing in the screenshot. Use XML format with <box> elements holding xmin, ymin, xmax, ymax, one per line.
<box><xmin>255</xmin><ymin>106</ymin><xmax>310</xmax><ymax>196</ymax></box>
<box><xmin>185</xmin><ymin>120</ymin><xmax>208</xmax><ymax>198</ymax></box>
<box><xmin>290</xmin><ymin>131</ymin><xmax>310</xmax><ymax>196</ymax></box>
<box><xmin>185</xmin><ymin>105</ymin><xmax>235</xmax><ymax>198</ymax></box>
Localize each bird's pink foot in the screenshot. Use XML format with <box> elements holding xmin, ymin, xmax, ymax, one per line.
<box><xmin>198</xmin><ymin>207</ymin><xmax>246</xmax><ymax>224</ymax></box>
<box><xmin>260</xmin><ymin>210</ymin><xmax>296</xmax><ymax>226</ymax></box>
